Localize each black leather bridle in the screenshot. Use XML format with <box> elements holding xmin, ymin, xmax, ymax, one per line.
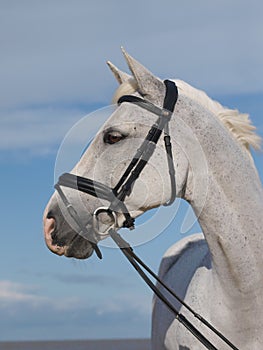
<box><xmin>55</xmin><ymin>79</ymin><xmax>178</xmax><ymax>254</ymax></box>
<box><xmin>54</xmin><ymin>80</ymin><xmax>239</xmax><ymax>350</ymax></box>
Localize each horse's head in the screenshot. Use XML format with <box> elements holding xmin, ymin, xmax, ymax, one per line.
<box><xmin>43</xmin><ymin>50</ymin><xmax>193</xmax><ymax>259</ymax></box>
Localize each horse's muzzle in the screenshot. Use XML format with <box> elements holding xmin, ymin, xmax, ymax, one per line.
<box><xmin>43</xmin><ymin>204</ymin><xmax>94</xmax><ymax>259</ymax></box>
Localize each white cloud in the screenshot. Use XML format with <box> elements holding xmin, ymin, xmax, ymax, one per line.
<box><xmin>0</xmin><ymin>103</ymin><xmax>114</xmax><ymax>158</ymax></box>
<box><xmin>0</xmin><ymin>280</ymin><xmax>73</xmax><ymax>309</ymax></box>
<box><xmin>0</xmin><ymin>280</ymin><xmax>45</xmax><ymax>303</ymax></box>
<box><xmin>0</xmin><ymin>0</ymin><xmax>262</xmax><ymax>110</ymax></box>
<box><xmin>0</xmin><ymin>279</ymin><xmax>150</xmax><ymax>316</ymax></box>
<box><xmin>0</xmin><ymin>279</ymin><xmax>151</xmax><ymax>340</ymax></box>
<box><xmin>55</xmin><ymin>272</ymin><xmax>131</xmax><ymax>287</ymax></box>
<box><xmin>0</xmin><ymin>1</ymin><xmax>262</xmax><ymax>157</ymax></box>
<box><xmin>0</xmin><ymin>106</ymin><xmax>86</xmax><ymax>155</ymax></box>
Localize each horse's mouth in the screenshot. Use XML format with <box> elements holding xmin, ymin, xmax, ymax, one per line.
<box><xmin>43</xmin><ymin>209</ymin><xmax>94</xmax><ymax>259</ymax></box>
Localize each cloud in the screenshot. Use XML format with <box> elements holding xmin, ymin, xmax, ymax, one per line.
<box><xmin>55</xmin><ymin>272</ymin><xmax>131</xmax><ymax>287</ymax></box>
<box><xmin>0</xmin><ymin>279</ymin><xmax>151</xmax><ymax>340</ymax></box>
<box><xmin>0</xmin><ymin>102</ymin><xmax>115</xmax><ymax>163</ymax></box>
<box><xmin>0</xmin><ymin>280</ymin><xmax>76</xmax><ymax>312</ymax></box>
<box><xmin>0</xmin><ymin>280</ymin><xmax>46</xmax><ymax>303</ymax></box>
<box><xmin>1</xmin><ymin>1</ymin><xmax>262</xmax><ymax>158</ymax></box>
<box><xmin>0</xmin><ymin>106</ymin><xmax>88</xmax><ymax>156</ymax></box>
<box><xmin>0</xmin><ymin>0</ymin><xmax>262</xmax><ymax>111</ymax></box>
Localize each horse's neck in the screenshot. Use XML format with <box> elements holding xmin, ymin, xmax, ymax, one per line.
<box><xmin>175</xmin><ymin>104</ymin><xmax>263</xmax><ymax>298</ymax></box>
<box><xmin>196</xmin><ymin>167</ymin><xmax>263</xmax><ymax>295</ymax></box>
<box><xmin>197</xmin><ymin>147</ymin><xmax>262</xmax><ymax>296</ymax></box>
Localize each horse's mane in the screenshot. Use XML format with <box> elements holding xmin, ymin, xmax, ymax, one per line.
<box><xmin>113</xmin><ymin>79</ymin><xmax>261</xmax><ymax>153</ymax></box>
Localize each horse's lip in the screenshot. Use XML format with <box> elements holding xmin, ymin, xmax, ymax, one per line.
<box><xmin>43</xmin><ymin>199</ymin><xmax>96</xmax><ymax>259</ymax></box>
<box><xmin>43</xmin><ymin>211</ymin><xmax>61</xmax><ymax>255</ymax></box>
<box><xmin>44</xmin><ymin>227</ymin><xmax>94</xmax><ymax>258</ymax></box>
<box><xmin>44</xmin><ymin>224</ymin><xmax>95</xmax><ymax>259</ymax></box>
<box><xmin>44</xmin><ymin>229</ymin><xmax>67</xmax><ymax>256</ymax></box>
<box><xmin>64</xmin><ymin>243</ymin><xmax>94</xmax><ymax>259</ymax></box>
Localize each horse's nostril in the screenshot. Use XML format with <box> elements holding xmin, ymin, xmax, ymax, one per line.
<box><xmin>44</xmin><ymin>215</ymin><xmax>56</xmax><ymax>236</ymax></box>
<box><xmin>43</xmin><ymin>204</ymin><xmax>67</xmax><ymax>256</ymax></box>
<box><xmin>47</xmin><ymin>210</ymin><xmax>55</xmax><ymax>220</ymax></box>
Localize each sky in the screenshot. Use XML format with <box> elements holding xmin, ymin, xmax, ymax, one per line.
<box><xmin>0</xmin><ymin>0</ymin><xmax>262</xmax><ymax>342</ymax></box>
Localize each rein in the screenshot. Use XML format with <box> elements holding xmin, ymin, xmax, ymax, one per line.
<box><xmin>54</xmin><ymin>80</ymin><xmax>239</xmax><ymax>350</ymax></box>
<box><xmin>109</xmin><ymin>229</ymin><xmax>239</xmax><ymax>350</ymax></box>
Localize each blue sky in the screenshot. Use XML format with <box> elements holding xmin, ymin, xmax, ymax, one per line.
<box><xmin>0</xmin><ymin>0</ymin><xmax>262</xmax><ymax>342</ymax></box>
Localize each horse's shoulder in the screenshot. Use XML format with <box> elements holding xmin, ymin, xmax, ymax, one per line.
<box><xmin>158</xmin><ymin>233</ymin><xmax>210</xmax><ymax>281</ymax></box>
<box><xmin>152</xmin><ymin>234</ymin><xmax>211</xmax><ymax>349</ymax></box>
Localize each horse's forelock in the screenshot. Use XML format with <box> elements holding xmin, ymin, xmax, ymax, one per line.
<box><xmin>112</xmin><ymin>78</ymin><xmax>138</xmax><ymax>104</ymax></box>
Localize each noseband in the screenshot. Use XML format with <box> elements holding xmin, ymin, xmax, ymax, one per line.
<box><xmin>55</xmin><ymin>79</ymin><xmax>178</xmax><ymax>255</ymax></box>
<box><xmin>54</xmin><ymin>80</ymin><xmax>239</xmax><ymax>350</ymax></box>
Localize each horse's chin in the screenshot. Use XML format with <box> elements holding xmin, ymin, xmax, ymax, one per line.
<box><xmin>63</xmin><ymin>239</ymin><xmax>94</xmax><ymax>259</ymax></box>
<box><xmin>45</xmin><ymin>232</ymin><xmax>94</xmax><ymax>259</ymax></box>
<box><xmin>45</xmin><ymin>231</ymin><xmax>94</xmax><ymax>259</ymax></box>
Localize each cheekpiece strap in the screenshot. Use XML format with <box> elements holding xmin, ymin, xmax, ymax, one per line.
<box><xmin>163</xmin><ymin>79</ymin><xmax>178</xmax><ymax>112</ymax></box>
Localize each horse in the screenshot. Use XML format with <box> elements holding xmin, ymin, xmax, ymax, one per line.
<box><xmin>43</xmin><ymin>49</ymin><xmax>263</xmax><ymax>349</ymax></box>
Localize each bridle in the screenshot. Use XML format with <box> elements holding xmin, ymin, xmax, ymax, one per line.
<box><xmin>56</xmin><ymin>79</ymin><xmax>177</xmax><ymax>232</ymax></box>
<box><xmin>55</xmin><ymin>79</ymin><xmax>177</xmax><ymax>256</ymax></box>
<box><xmin>54</xmin><ymin>80</ymin><xmax>239</xmax><ymax>350</ymax></box>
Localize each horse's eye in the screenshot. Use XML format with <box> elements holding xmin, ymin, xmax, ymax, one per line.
<box><xmin>104</xmin><ymin>131</ymin><xmax>125</xmax><ymax>145</ymax></box>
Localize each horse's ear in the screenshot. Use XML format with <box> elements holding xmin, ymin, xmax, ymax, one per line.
<box><xmin>107</xmin><ymin>61</ymin><xmax>132</xmax><ymax>84</ymax></box>
<box><xmin>121</xmin><ymin>47</ymin><xmax>165</xmax><ymax>103</ymax></box>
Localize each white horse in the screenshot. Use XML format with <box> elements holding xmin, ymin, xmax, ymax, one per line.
<box><xmin>43</xmin><ymin>49</ymin><xmax>263</xmax><ymax>349</ymax></box>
